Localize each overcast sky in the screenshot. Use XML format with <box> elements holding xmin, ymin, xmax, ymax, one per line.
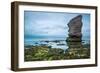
<box><xmin>24</xmin><ymin>11</ymin><xmax>90</xmax><ymax>40</ymax></box>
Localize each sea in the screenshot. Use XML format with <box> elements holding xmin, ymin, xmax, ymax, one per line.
<box><xmin>24</xmin><ymin>36</ymin><xmax>90</xmax><ymax>51</ymax></box>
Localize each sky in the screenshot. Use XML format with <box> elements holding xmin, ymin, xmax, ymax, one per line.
<box><xmin>24</xmin><ymin>11</ymin><xmax>90</xmax><ymax>41</ymax></box>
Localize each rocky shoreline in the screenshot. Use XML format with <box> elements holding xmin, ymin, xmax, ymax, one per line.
<box><xmin>24</xmin><ymin>43</ymin><xmax>90</xmax><ymax>61</ymax></box>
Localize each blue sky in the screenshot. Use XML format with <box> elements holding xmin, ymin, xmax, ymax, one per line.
<box><xmin>24</xmin><ymin>11</ymin><xmax>90</xmax><ymax>40</ymax></box>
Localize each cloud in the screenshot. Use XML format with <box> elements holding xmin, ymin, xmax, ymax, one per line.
<box><xmin>24</xmin><ymin>11</ymin><xmax>90</xmax><ymax>39</ymax></box>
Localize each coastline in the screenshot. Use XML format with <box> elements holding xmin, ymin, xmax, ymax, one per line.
<box><xmin>24</xmin><ymin>42</ymin><xmax>90</xmax><ymax>61</ymax></box>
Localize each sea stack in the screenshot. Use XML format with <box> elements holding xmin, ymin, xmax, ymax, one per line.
<box><xmin>67</xmin><ymin>15</ymin><xmax>83</xmax><ymax>42</ymax></box>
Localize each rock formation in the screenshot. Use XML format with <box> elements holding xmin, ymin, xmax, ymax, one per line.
<box><xmin>67</xmin><ymin>15</ymin><xmax>83</xmax><ymax>42</ymax></box>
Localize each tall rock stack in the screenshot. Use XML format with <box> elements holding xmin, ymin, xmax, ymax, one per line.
<box><xmin>67</xmin><ymin>15</ymin><xmax>83</xmax><ymax>42</ymax></box>
<box><xmin>65</xmin><ymin>15</ymin><xmax>90</xmax><ymax>59</ymax></box>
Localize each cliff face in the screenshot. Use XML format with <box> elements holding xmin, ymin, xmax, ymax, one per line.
<box><xmin>68</xmin><ymin>15</ymin><xmax>83</xmax><ymax>37</ymax></box>
<box><xmin>67</xmin><ymin>15</ymin><xmax>83</xmax><ymax>42</ymax></box>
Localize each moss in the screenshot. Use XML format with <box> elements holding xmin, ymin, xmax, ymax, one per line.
<box><xmin>24</xmin><ymin>44</ymin><xmax>90</xmax><ymax>61</ymax></box>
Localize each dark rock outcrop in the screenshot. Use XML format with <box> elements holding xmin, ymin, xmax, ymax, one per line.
<box><xmin>67</xmin><ymin>15</ymin><xmax>83</xmax><ymax>42</ymax></box>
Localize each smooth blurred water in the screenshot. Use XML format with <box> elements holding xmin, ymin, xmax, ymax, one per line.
<box><xmin>24</xmin><ymin>36</ymin><xmax>90</xmax><ymax>51</ymax></box>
